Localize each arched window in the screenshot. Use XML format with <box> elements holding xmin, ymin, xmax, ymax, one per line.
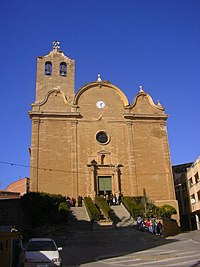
<box><xmin>60</xmin><ymin>62</ymin><xmax>67</xmax><ymax>76</ymax></box>
<box><xmin>44</xmin><ymin>61</ymin><xmax>52</xmax><ymax>76</ymax></box>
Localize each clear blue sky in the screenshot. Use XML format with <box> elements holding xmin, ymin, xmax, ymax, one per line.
<box><xmin>0</xmin><ymin>0</ymin><xmax>199</xmax><ymax>189</ymax></box>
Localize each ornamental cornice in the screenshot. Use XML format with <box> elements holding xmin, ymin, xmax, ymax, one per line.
<box><xmin>28</xmin><ymin>111</ymin><xmax>81</xmax><ymax>119</ymax></box>
<box><xmin>123</xmin><ymin>113</ymin><xmax>168</xmax><ymax>120</ymax></box>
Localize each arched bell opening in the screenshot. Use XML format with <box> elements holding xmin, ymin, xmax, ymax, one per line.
<box><xmin>60</xmin><ymin>62</ymin><xmax>67</xmax><ymax>76</ymax></box>
<box><xmin>44</xmin><ymin>61</ymin><xmax>52</xmax><ymax>76</ymax></box>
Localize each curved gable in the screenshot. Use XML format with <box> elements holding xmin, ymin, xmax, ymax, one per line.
<box><xmin>130</xmin><ymin>90</ymin><xmax>165</xmax><ymax>115</ymax></box>
<box><xmin>32</xmin><ymin>88</ymin><xmax>72</xmax><ymax>112</ymax></box>
<box><xmin>73</xmin><ymin>81</ymin><xmax>129</xmax><ymax>120</ymax></box>
<box><xmin>74</xmin><ymin>81</ymin><xmax>129</xmax><ymax>107</ymax></box>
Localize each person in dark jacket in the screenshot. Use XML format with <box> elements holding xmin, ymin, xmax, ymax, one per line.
<box><xmin>156</xmin><ymin>221</ymin><xmax>163</xmax><ymax>236</ymax></box>
<box><xmin>78</xmin><ymin>195</ymin><xmax>83</xmax><ymax>207</ymax></box>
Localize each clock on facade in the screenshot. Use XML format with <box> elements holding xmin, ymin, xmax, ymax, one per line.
<box><xmin>96</xmin><ymin>101</ymin><xmax>105</xmax><ymax>109</ymax></box>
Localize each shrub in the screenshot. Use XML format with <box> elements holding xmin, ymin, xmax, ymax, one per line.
<box><xmin>122</xmin><ymin>196</ymin><xmax>141</xmax><ymax>219</ymax></box>
<box><xmin>21</xmin><ymin>192</ymin><xmax>66</xmax><ymax>227</ymax></box>
<box><xmin>59</xmin><ymin>202</ymin><xmax>69</xmax><ymax>219</ymax></box>
<box><xmin>122</xmin><ymin>196</ymin><xmax>176</xmax><ymax>220</ymax></box>
<box><xmin>156</xmin><ymin>205</ymin><xmax>177</xmax><ymax>219</ymax></box>
<box><xmin>122</xmin><ymin>195</ymin><xmax>158</xmax><ymax>218</ymax></box>
<box><xmin>95</xmin><ymin>196</ymin><xmax>114</xmax><ymax>220</ymax></box>
<box><xmin>84</xmin><ymin>197</ymin><xmax>101</xmax><ymax>221</ymax></box>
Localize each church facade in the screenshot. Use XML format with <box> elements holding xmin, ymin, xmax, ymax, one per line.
<box><xmin>29</xmin><ymin>43</ymin><xmax>177</xmax><ymax>211</ymax></box>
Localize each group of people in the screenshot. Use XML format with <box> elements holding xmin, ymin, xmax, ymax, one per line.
<box><xmin>65</xmin><ymin>192</ymin><xmax>124</xmax><ymax>208</ymax></box>
<box><xmin>104</xmin><ymin>192</ymin><xmax>123</xmax><ymax>206</ymax></box>
<box><xmin>64</xmin><ymin>195</ymin><xmax>83</xmax><ymax>208</ymax></box>
<box><xmin>137</xmin><ymin>216</ymin><xmax>163</xmax><ymax>236</ymax></box>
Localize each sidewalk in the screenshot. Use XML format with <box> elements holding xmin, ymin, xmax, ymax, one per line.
<box><xmin>166</xmin><ymin>229</ymin><xmax>200</xmax><ymax>242</ymax></box>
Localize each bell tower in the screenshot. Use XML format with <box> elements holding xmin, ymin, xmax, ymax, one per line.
<box><xmin>29</xmin><ymin>41</ymin><xmax>77</xmax><ymax>193</ymax></box>
<box><xmin>35</xmin><ymin>41</ymin><xmax>75</xmax><ymax>103</ymax></box>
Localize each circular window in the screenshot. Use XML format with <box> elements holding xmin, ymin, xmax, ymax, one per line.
<box><xmin>96</xmin><ymin>131</ymin><xmax>109</xmax><ymax>144</ymax></box>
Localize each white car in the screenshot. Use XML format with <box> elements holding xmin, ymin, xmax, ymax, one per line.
<box><xmin>24</xmin><ymin>238</ymin><xmax>62</xmax><ymax>267</ymax></box>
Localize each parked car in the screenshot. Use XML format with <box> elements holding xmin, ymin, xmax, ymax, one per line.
<box><xmin>24</xmin><ymin>238</ymin><xmax>62</xmax><ymax>267</ymax></box>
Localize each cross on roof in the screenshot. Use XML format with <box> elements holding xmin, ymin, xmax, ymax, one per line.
<box><xmin>52</xmin><ymin>41</ymin><xmax>60</xmax><ymax>50</ymax></box>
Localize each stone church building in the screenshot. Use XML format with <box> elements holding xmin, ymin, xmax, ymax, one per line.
<box><xmin>29</xmin><ymin>42</ymin><xmax>177</xmax><ymax>211</ymax></box>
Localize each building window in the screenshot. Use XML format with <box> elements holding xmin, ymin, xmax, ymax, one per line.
<box><xmin>96</xmin><ymin>131</ymin><xmax>109</xmax><ymax>144</ymax></box>
<box><xmin>195</xmin><ymin>172</ymin><xmax>200</xmax><ymax>184</ymax></box>
<box><xmin>60</xmin><ymin>62</ymin><xmax>67</xmax><ymax>76</ymax></box>
<box><xmin>188</xmin><ymin>177</ymin><xmax>193</xmax><ymax>188</ymax></box>
<box><xmin>44</xmin><ymin>61</ymin><xmax>52</xmax><ymax>76</ymax></box>
<box><xmin>101</xmin><ymin>155</ymin><xmax>105</xmax><ymax>164</ymax></box>
<box><xmin>197</xmin><ymin>191</ymin><xmax>200</xmax><ymax>201</ymax></box>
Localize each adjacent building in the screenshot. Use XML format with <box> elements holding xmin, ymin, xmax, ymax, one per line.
<box><xmin>29</xmin><ymin>42</ymin><xmax>178</xmax><ymax>217</ymax></box>
<box><xmin>187</xmin><ymin>157</ymin><xmax>200</xmax><ymax>230</ymax></box>
<box><xmin>0</xmin><ymin>191</ymin><xmax>20</xmax><ymax>199</ymax></box>
<box><xmin>1</xmin><ymin>177</ymin><xmax>30</xmax><ymax>198</ymax></box>
<box><xmin>173</xmin><ymin>163</ymin><xmax>193</xmax><ymax>230</ymax></box>
<box><xmin>173</xmin><ymin>156</ymin><xmax>200</xmax><ymax>231</ymax></box>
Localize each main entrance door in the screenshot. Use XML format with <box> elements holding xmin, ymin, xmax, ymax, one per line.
<box><xmin>98</xmin><ymin>176</ymin><xmax>112</xmax><ymax>196</ymax></box>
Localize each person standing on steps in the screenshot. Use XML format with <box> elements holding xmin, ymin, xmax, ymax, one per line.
<box><xmin>113</xmin><ymin>194</ymin><xmax>117</xmax><ymax>205</ymax></box>
<box><xmin>118</xmin><ymin>192</ymin><xmax>123</xmax><ymax>205</ymax></box>
<box><xmin>78</xmin><ymin>195</ymin><xmax>83</xmax><ymax>207</ymax></box>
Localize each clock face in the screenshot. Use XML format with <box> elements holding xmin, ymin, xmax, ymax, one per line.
<box><xmin>96</xmin><ymin>101</ymin><xmax>105</xmax><ymax>109</ymax></box>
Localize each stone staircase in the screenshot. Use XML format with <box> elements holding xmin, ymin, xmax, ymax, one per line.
<box><xmin>69</xmin><ymin>206</ymin><xmax>91</xmax><ymax>231</ymax></box>
<box><xmin>68</xmin><ymin>204</ymin><xmax>135</xmax><ymax>232</ymax></box>
<box><xmin>111</xmin><ymin>204</ymin><xmax>135</xmax><ymax>227</ymax></box>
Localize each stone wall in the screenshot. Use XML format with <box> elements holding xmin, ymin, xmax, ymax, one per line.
<box><xmin>162</xmin><ymin>218</ymin><xmax>180</xmax><ymax>237</ymax></box>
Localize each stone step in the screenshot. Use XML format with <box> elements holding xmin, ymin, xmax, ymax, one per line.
<box><xmin>68</xmin><ymin>204</ymin><xmax>135</xmax><ymax>232</ymax></box>
<box><xmin>111</xmin><ymin>204</ymin><xmax>135</xmax><ymax>227</ymax></box>
<box><xmin>70</xmin><ymin>207</ymin><xmax>90</xmax><ymax>221</ymax></box>
<box><xmin>69</xmin><ymin>206</ymin><xmax>91</xmax><ymax>231</ymax></box>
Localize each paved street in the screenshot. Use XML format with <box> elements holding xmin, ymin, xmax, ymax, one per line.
<box><xmin>58</xmin><ymin>228</ymin><xmax>200</xmax><ymax>267</ymax></box>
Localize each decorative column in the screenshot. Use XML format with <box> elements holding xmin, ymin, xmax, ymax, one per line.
<box><xmin>71</xmin><ymin>121</ymin><xmax>78</xmax><ymax>199</ymax></box>
<box><xmin>31</xmin><ymin>117</ymin><xmax>41</xmax><ymax>192</ymax></box>
<box><xmin>87</xmin><ymin>161</ymin><xmax>98</xmax><ymax>199</ymax></box>
<box><xmin>126</xmin><ymin>121</ymin><xmax>137</xmax><ymax>195</ymax></box>
<box><xmin>114</xmin><ymin>164</ymin><xmax>121</xmax><ymax>195</ymax></box>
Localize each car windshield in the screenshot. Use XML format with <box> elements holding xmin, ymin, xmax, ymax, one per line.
<box><xmin>27</xmin><ymin>241</ymin><xmax>57</xmax><ymax>251</ymax></box>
